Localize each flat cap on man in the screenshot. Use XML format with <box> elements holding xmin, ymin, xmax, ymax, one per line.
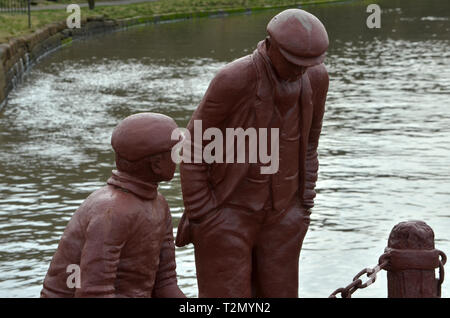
<box><xmin>267</xmin><ymin>8</ymin><xmax>329</xmax><ymax>66</ymax></box>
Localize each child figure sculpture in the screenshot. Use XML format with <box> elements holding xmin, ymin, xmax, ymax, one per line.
<box><xmin>41</xmin><ymin>113</ymin><xmax>185</xmax><ymax>298</ymax></box>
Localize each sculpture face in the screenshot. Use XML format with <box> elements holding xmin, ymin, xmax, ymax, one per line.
<box><xmin>151</xmin><ymin>150</ymin><xmax>176</xmax><ymax>182</ymax></box>
<box><xmin>267</xmin><ymin>39</ymin><xmax>307</xmax><ymax>82</ymax></box>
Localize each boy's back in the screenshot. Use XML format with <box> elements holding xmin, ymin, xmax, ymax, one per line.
<box><xmin>41</xmin><ymin>113</ymin><xmax>184</xmax><ymax>298</ymax></box>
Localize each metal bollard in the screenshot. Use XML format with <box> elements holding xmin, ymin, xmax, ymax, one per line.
<box><xmin>381</xmin><ymin>220</ymin><xmax>446</xmax><ymax>298</ymax></box>
<box><xmin>330</xmin><ymin>220</ymin><xmax>446</xmax><ymax>298</ymax></box>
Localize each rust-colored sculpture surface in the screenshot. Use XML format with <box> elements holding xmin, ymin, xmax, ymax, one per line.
<box><xmin>176</xmin><ymin>9</ymin><xmax>330</xmax><ymax>297</ymax></box>
<box><xmin>41</xmin><ymin>113</ymin><xmax>185</xmax><ymax>298</ymax></box>
<box><xmin>384</xmin><ymin>221</ymin><xmax>445</xmax><ymax>298</ymax></box>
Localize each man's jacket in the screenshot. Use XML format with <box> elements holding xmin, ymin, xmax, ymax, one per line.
<box><xmin>41</xmin><ymin>170</ymin><xmax>180</xmax><ymax>297</ymax></box>
<box><xmin>176</xmin><ymin>41</ymin><xmax>329</xmax><ymax>246</ymax></box>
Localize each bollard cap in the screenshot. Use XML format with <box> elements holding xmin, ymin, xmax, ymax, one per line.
<box><xmin>388</xmin><ymin>220</ymin><xmax>435</xmax><ymax>250</ymax></box>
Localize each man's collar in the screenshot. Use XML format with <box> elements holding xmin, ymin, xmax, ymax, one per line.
<box><xmin>256</xmin><ymin>40</ymin><xmax>280</xmax><ymax>84</ymax></box>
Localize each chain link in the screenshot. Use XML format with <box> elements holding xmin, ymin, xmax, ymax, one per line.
<box><xmin>329</xmin><ymin>258</ymin><xmax>389</xmax><ymax>298</ymax></box>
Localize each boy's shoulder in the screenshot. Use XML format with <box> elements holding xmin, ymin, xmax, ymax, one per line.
<box><xmin>74</xmin><ymin>186</ymin><xmax>172</xmax><ymax>224</ymax></box>
<box><xmin>77</xmin><ymin>185</ymin><xmax>144</xmax><ymax>217</ymax></box>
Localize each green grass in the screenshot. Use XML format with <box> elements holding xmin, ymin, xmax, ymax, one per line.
<box><xmin>0</xmin><ymin>0</ymin><xmax>343</xmax><ymax>43</ymax></box>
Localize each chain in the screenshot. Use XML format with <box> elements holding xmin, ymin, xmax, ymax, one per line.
<box><xmin>330</xmin><ymin>250</ymin><xmax>447</xmax><ymax>298</ymax></box>
<box><xmin>329</xmin><ymin>258</ymin><xmax>389</xmax><ymax>298</ymax></box>
<box><xmin>437</xmin><ymin>251</ymin><xmax>447</xmax><ymax>297</ymax></box>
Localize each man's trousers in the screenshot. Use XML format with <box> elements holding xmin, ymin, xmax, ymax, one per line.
<box><xmin>190</xmin><ymin>197</ymin><xmax>311</xmax><ymax>298</ymax></box>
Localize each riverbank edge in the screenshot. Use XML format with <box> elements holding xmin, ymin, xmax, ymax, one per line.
<box><xmin>0</xmin><ymin>0</ymin><xmax>344</xmax><ymax>108</ymax></box>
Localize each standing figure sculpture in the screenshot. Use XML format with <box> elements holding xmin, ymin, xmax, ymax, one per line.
<box><xmin>41</xmin><ymin>113</ymin><xmax>185</xmax><ymax>298</ymax></box>
<box><xmin>176</xmin><ymin>9</ymin><xmax>329</xmax><ymax>297</ymax></box>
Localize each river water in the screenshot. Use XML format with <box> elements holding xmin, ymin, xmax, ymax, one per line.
<box><xmin>0</xmin><ymin>0</ymin><xmax>449</xmax><ymax>297</ymax></box>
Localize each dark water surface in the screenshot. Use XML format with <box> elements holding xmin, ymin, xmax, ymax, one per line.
<box><xmin>0</xmin><ymin>0</ymin><xmax>449</xmax><ymax>297</ymax></box>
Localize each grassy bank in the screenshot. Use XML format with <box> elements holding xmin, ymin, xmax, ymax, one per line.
<box><xmin>0</xmin><ymin>0</ymin><xmax>345</xmax><ymax>43</ymax></box>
